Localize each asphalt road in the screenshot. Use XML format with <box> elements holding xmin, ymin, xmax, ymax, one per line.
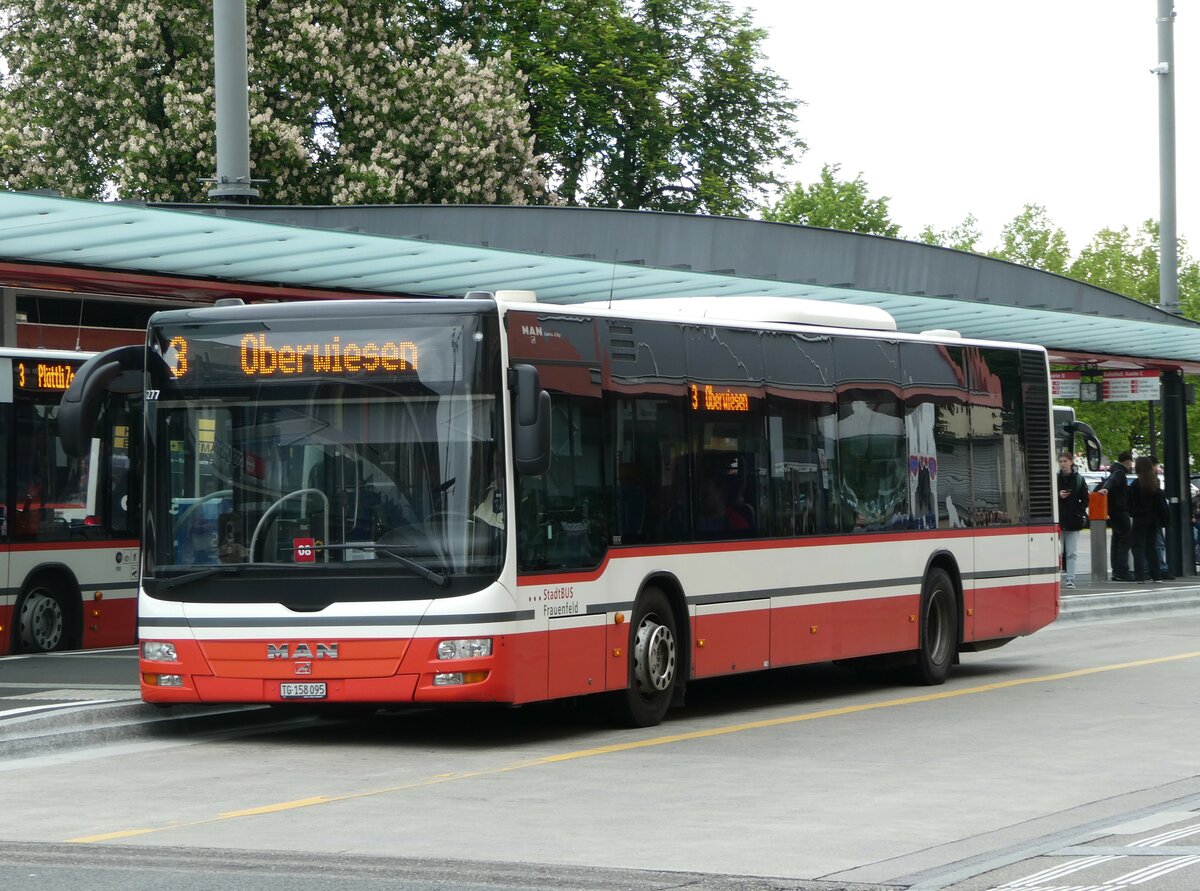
<box><xmin>3</xmin><ymin>608</ymin><xmax>1200</xmax><ymax>890</ymax></box>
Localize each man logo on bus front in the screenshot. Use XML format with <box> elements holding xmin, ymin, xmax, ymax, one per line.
<box><xmin>294</xmin><ymin>662</ymin><xmax>312</xmax><ymax>676</ymax></box>
<box><xmin>266</xmin><ymin>643</ymin><xmax>338</xmax><ymax>660</ymax></box>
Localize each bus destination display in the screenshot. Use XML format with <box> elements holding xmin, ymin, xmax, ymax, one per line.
<box><xmin>164</xmin><ymin>334</ymin><xmax>421</xmax><ymax>380</ymax></box>
<box><xmin>690</xmin><ymin>383</ymin><xmax>750</xmax><ymax>412</ymax></box>
<box><xmin>16</xmin><ymin>360</ymin><xmax>80</xmax><ymax>392</ymax></box>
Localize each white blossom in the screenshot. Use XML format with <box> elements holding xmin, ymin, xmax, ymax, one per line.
<box><xmin>0</xmin><ymin>1</ymin><xmax>549</xmax><ymax>204</ymax></box>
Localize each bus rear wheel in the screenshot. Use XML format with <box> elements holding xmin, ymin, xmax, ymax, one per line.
<box><xmin>18</xmin><ymin>585</ymin><xmax>68</xmax><ymax>653</ymax></box>
<box><xmin>913</xmin><ymin>568</ymin><xmax>957</xmax><ymax>685</ymax></box>
<box><xmin>607</xmin><ymin>586</ymin><xmax>678</xmax><ymax>728</ymax></box>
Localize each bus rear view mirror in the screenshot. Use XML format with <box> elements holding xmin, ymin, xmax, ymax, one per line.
<box><xmin>1070</xmin><ymin>419</ymin><xmax>1104</xmax><ymax>472</ymax></box>
<box><xmin>60</xmin><ymin>345</ymin><xmax>145</xmax><ymax>458</ymax></box>
<box><xmin>510</xmin><ymin>364</ymin><xmax>551</xmax><ymax>475</ymax></box>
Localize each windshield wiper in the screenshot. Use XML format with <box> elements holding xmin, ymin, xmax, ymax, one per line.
<box><xmin>153</xmin><ymin>565</ymin><xmax>244</xmax><ymax>592</ymax></box>
<box><xmin>319</xmin><ymin>544</ymin><xmax>448</xmax><ymax>588</ymax></box>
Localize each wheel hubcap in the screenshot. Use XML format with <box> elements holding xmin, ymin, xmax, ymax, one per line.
<box><xmin>22</xmin><ymin>591</ymin><xmax>63</xmax><ymax>651</ymax></box>
<box><xmin>634</xmin><ymin>618</ymin><xmax>676</xmax><ymax>693</ymax></box>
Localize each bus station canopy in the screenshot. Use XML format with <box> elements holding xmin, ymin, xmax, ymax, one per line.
<box><xmin>4</xmin><ymin>191</ymin><xmax>1199</xmax><ymax>372</ymax></box>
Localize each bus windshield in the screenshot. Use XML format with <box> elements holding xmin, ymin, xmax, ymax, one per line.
<box><xmin>144</xmin><ymin>310</ymin><xmax>504</xmax><ymax>603</ymax></box>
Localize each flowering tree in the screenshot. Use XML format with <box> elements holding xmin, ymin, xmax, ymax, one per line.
<box><xmin>0</xmin><ymin>1</ymin><xmax>547</xmax><ymax>204</ymax></box>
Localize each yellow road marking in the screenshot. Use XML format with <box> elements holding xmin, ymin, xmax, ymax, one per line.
<box><xmin>70</xmin><ymin>828</ymin><xmax>161</xmax><ymax>843</ymax></box>
<box><xmin>220</xmin><ymin>797</ymin><xmax>332</xmax><ymax>818</ymax></box>
<box><xmin>67</xmin><ymin>650</ymin><xmax>1200</xmax><ymax>844</ymax></box>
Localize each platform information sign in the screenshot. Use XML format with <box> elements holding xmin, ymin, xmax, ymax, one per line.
<box><xmin>1051</xmin><ymin>371</ymin><xmax>1081</xmax><ymax>400</ymax></box>
<box><xmin>1102</xmin><ymin>370</ymin><xmax>1160</xmax><ymax>402</ymax></box>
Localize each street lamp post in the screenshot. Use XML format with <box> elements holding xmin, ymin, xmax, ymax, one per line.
<box><xmin>208</xmin><ymin>0</ymin><xmax>259</xmax><ymax>202</ymax></box>
<box><xmin>1155</xmin><ymin>0</ymin><xmax>1178</xmax><ymax>315</ymax></box>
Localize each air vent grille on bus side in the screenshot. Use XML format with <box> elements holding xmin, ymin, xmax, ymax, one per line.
<box><xmin>609</xmin><ymin>324</ymin><xmax>636</xmax><ymax>361</ymax></box>
<box><xmin>1021</xmin><ymin>350</ymin><xmax>1054</xmax><ymax>524</ymax></box>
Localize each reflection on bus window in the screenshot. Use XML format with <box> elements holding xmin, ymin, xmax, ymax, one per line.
<box><xmin>12</xmin><ymin>401</ymin><xmax>91</xmax><ymax>541</ymax></box>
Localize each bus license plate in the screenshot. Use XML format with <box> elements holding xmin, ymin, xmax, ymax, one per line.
<box><xmin>280</xmin><ymin>682</ymin><xmax>326</xmax><ymax>700</ymax></box>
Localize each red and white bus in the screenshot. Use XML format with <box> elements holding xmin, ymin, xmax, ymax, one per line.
<box><xmin>63</xmin><ymin>294</ymin><xmax>1058</xmax><ymax>725</ymax></box>
<box><xmin>0</xmin><ymin>347</ymin><xmax>139</xmax><ymax>655</ymax></box>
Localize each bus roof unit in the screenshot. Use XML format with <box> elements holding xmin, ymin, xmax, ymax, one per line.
<box><xmin>572</xmin><ymin>295</ymin><xmax>897</xmax><ymax>331</ymax></box>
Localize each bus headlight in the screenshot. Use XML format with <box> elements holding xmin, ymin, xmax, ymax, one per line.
<box><xmin>142</xmin><ymin>641</ymin><xmax>178</xmax><ymax>662</ymax></box>
<box><xmin>436</xmin><ymin>638</ymin><xmax>492</xmax><ymax>660</ymax></box>
<box><xmin>143</xmin><ymin>673</ymin><xmax>183</xmax><ymax>687</ymax></box>
<box><xmin>434</xmin><ymin>671</ymin><xmax>489</xmax><ymax>686</ymax></box>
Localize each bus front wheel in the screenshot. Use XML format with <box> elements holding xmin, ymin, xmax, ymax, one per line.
<box><xmin>17</xmin><ymin>584</ymin><xmax>69</xmax><ymax>653</ymax></box>
<box><xmin>607</xmin><ymin>586</ymin><xmax>678</xmax><ymax>728</ymax></box>
<box><xmin>913</xmin><ymin>568</ymin><xmax>958</xmax><ymax>685</ymax></box>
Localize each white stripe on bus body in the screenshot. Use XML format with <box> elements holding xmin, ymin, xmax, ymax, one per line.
<box><xmin>132</xmin><ymin>529</ymin><xmax>1057</xmax><ymax>642</ymax></box>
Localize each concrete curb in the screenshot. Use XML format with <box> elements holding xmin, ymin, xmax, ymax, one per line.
<box><xmin>1058</xmin><ymin>585</ymin><xmax>1200</xmax><ymax>623</ymax></box>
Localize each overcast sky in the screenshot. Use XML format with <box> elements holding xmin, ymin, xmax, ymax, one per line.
<box><xmin>732</xmin><ymin>1</ymin><xmax>1197</xmax><ymax>254</ymax></box>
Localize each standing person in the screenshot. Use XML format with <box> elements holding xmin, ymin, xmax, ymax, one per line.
<box><xmin>1129</xmin><ymin>456</ymin><xmax>1166</xmax><ymax>583</ymax></box>
<box><xmin>1193</xmin><ymin>488</ymin><xmax>1200</xmax><ymax>568</ymax></box>
<box><xmin>1152</xmin><ymin>460</ymin><xmax>1175</xmax><ymax>580</ymax></box>
<box><xmin>1102</xmin><ymin>450</ymin><xmax>1135</xmax><ymax>581</ymax></box>
<box><xmin>1057</xmin><ymin>452</ymin><xmax>1088</xmax><ymax>588</ymax></box>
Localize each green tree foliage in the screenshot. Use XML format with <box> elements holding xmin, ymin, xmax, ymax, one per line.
<box><xmin>1070</xmin><ymin>221</ymin><xmax>1200</xmax><ymax>319</ymax></box>
<box><xmin>761</xmin><ymin>163</ymin><xmax>900</xmax><ymax>236</ymax></box>
<box><xmin>1063</xmin><ymin>220</ymin><xmax>1200</xmax><ymax>460</ymax></box>
<box><xmin>0</xmin><ymin>1</ymin><xmax>548</xmax><ymax>204</ymax></box>
<box><xmin>420</xmin><ymin>0</ymin><xmax>801</xmax><ymax>215</ymax></box>
<box><xmin>1070</xmin><ymin>401</ymin><xmax>1158</xmax><ymax>461</ymax></box>
<box><xmin>990</xmin><ymin>204</ymin><xmax>1071</xmax><ymax>273</ymax></box>
<box><xmin>984</xmin><ymin>207</ymin><xmax>1191</xmax><ymax>473</ymax></box>
<box><xmin>917</xmin><ymin>214</ymin><xmax>982</xmax><ymax>253</ymax></box>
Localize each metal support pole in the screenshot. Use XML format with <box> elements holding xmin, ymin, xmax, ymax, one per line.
<box><xmin>1090</xmin><ymin>516</ymin><xmax>1109</xmax><ymax>581</ymax></box>
<box><xmin>209</xmin><ymin>0</ymin><xmax>259</xmax><ymax>202</ymax></box>
<box><xmin>1155</xmin><ymin>0</ymin><xmax>1179</xmax><ymax>314</ymax></box>
<box><xmin>1161</xmin><ymin>371</ymin><xmax>1191</xmax><ymax>575</ymax></box>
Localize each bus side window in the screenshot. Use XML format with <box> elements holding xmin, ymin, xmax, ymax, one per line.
<box><xmin>901</xmin><ymin>342</ymin><xmax>972</xmax><ymax>531</ymax></box>
<box><xmin>971</xmin><ymin>348</ymin><xmax>1027</xmax><ymax>526</ymax></box>
<box><xmin>835</xmin><ymin>338</ymin><xmax>906</xmax><ymax>532</ymax></box>
<box><xmin>13</xmin><ymin>401</ymin><xmax>85</xmax><ymax>542</ymax></box>
<box><xmin>767</xmin><ymin>396</ymin><xmax>839</xmax><ymax>537</ymax></box>
<box><xmin>516</xmin><ymin>393</ymin><xmax>606</xmax><ymax>571</ymax></box>
<box><xmin>608</xmin><ymin>397</ymin><xmax>688</xmax><ymax>545</ymax></box>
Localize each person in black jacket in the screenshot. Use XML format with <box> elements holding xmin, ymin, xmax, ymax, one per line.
<box><xmin>1152</xmin><ymin>460</ymin><xmax>1175</xmax><ymax>579</ymax></box>
<box><xmin>1102</xmin><ymin>450</ymin><xmax>1135</xmax><ymax>581</ymax></box>
<box><xmin>1057</xmin><ymin>452</ymin><xmax>1089</xmax><ymax>588</ymax></box>
<box><xmin>1129</xmin><ymin>455</ymin><xmax>1167</xmax><ymax>583</ymax></box>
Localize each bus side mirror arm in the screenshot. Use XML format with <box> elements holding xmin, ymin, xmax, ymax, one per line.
<box><xmin>60</xmin><ymin>345</ymin><xmax>145</xmax><ymax>459</ymax></box>
<box><xmin>510</xmin><ymin>364</ymin><xmax>551</xmax><ymax>475</ymax></box>
<box><xmin>1068</xmin><ymin>420</ymin><xmax>1104</xmax><ymax>472</ymax></box>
